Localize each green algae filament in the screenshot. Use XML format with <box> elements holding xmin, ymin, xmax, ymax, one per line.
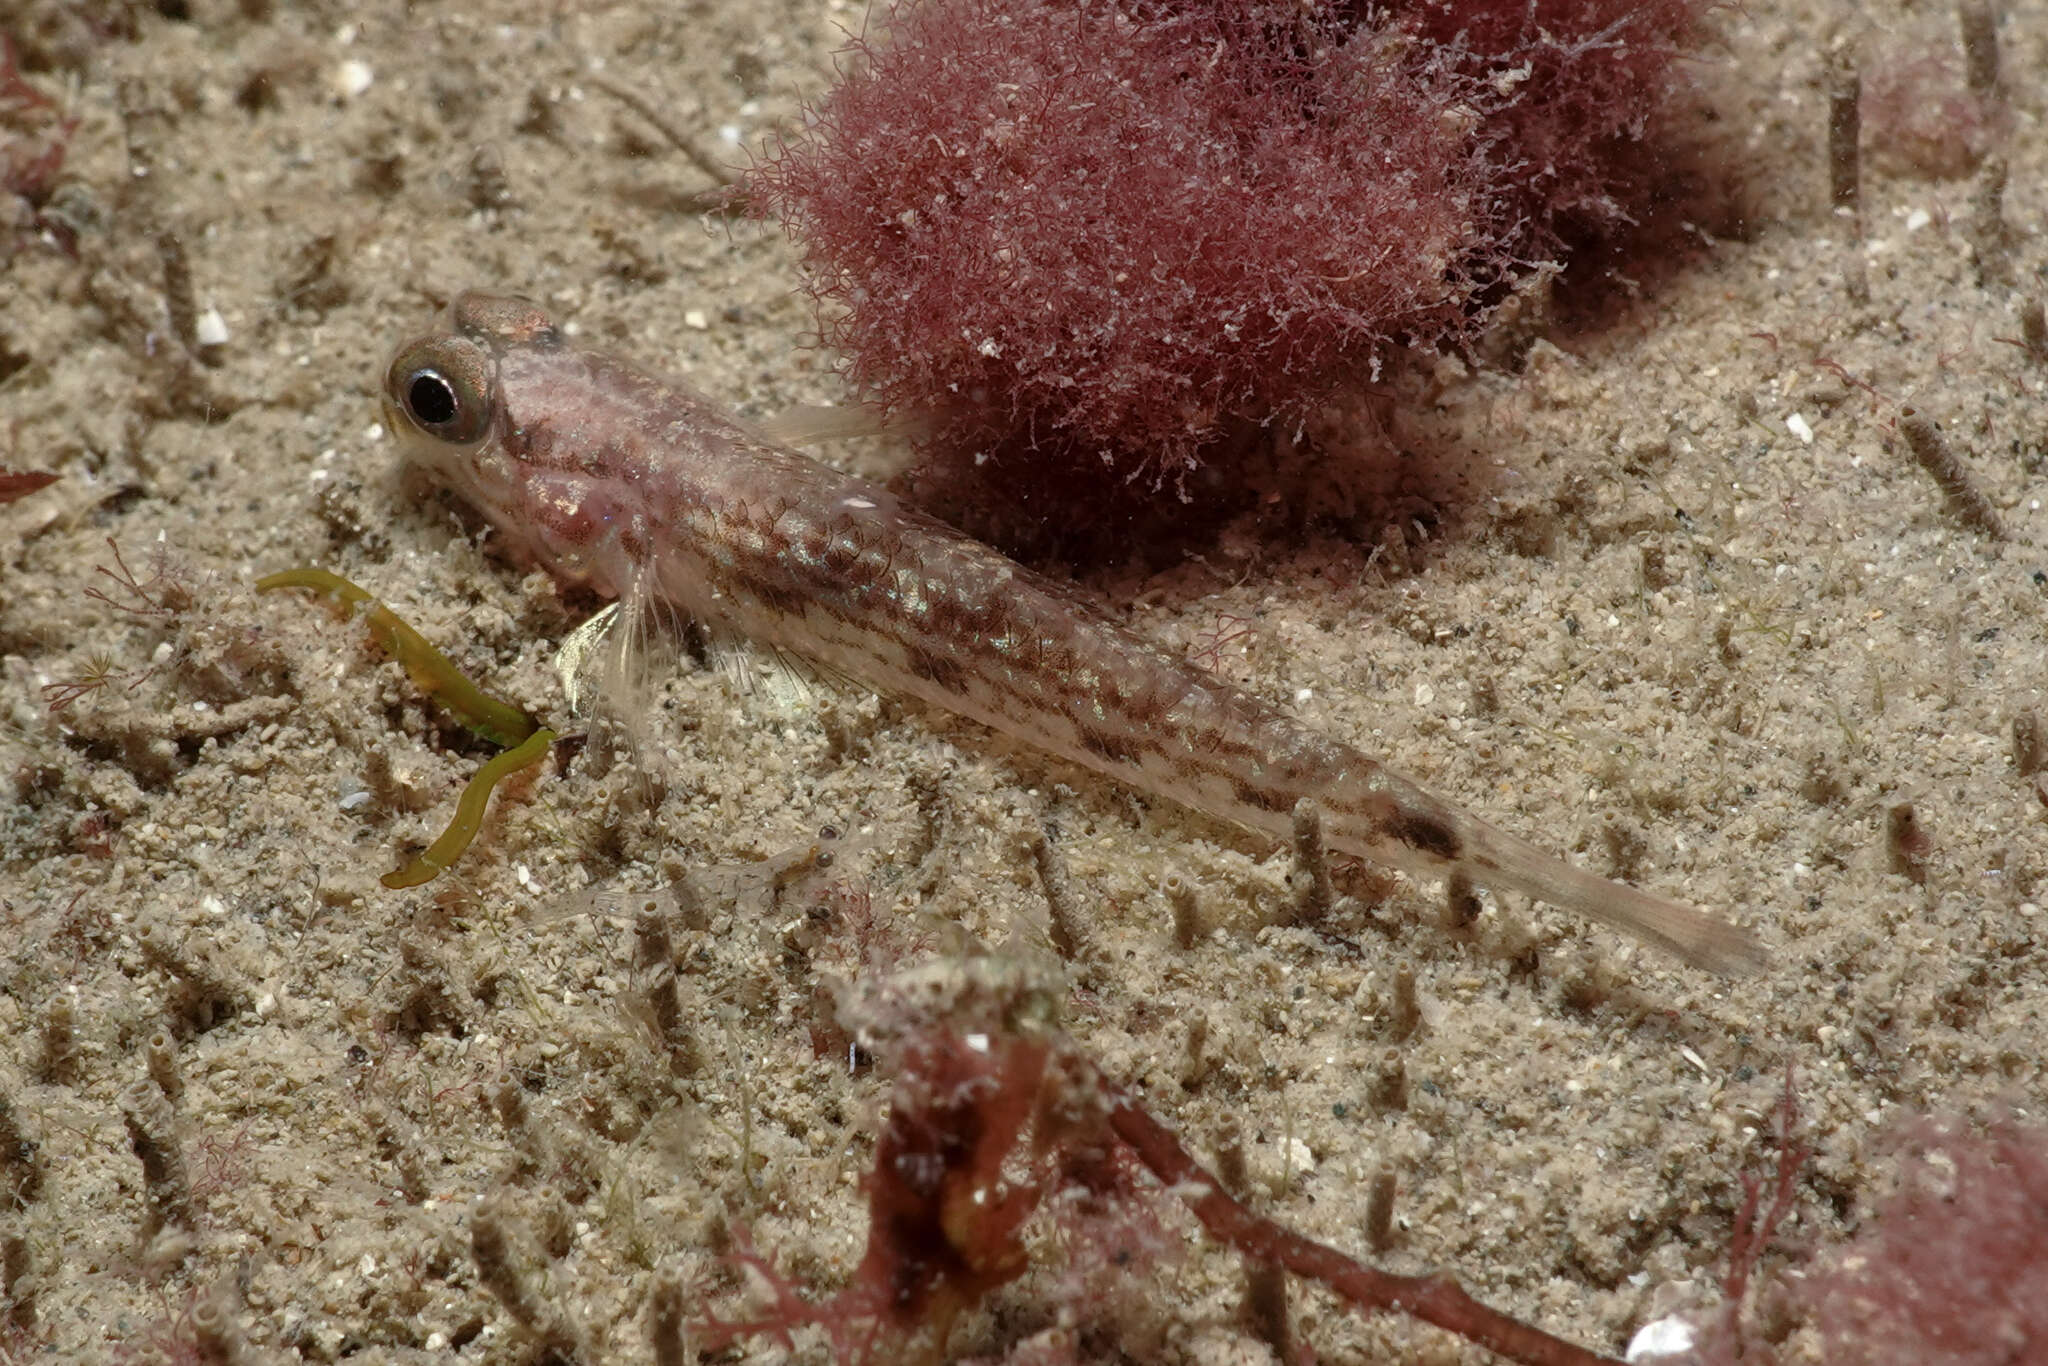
<box><xmin>256</xmin><ymin>567</ymin><xmax>537</xmax><ymax>746</ymax></box>
<box><xmin>258</xmin><ymin>567</ymin><xmax>554</xmax><ymax>887</ymax></box>
<box><xmin>381</xmin><ymin>727</ymin><xmax>556</xmax><ymax>889</ymax></box>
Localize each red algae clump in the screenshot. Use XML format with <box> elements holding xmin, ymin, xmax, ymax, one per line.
<box><xmin>751</xmin><ymin>0</ymin><xmax>1711</xmax><ymax>503</ymax></box>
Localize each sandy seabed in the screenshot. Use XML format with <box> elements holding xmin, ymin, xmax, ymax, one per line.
<box><xmin>2</xmin><ymin>0</ymin><xmax>2045</xmax><ymax>1361</ymax></box>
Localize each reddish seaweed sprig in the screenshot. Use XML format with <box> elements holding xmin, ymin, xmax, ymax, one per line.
<box><xmin>697</xmin><ymin>999</ymin><xmax>1623</xmax><ymax>1365</ymax></box>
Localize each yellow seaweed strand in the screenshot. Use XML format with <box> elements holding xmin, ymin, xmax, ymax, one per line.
<box><xmin>381</xmin><ymin>727</ymin><xmax>557</xmax><ymax>889</ymax></box>
<box><xmin>256</xmin><ymin>568</ymin><xmax>537</xmax><ymax>747</ymax></box>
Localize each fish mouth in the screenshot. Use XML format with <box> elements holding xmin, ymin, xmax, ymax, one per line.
<box><xmin>384</xmin><ymin>392</ymin><xmax>481</xmax><ymax>489</ymax></box>
<box><xmin>381</xmin><ymin>408</ymin><xmax>440</xmax><ymax>490</ymax></box>
<box><xmin>382</xmin><ymin>395</ymin><xmax>552</xmax><ymax>571</ymax></box>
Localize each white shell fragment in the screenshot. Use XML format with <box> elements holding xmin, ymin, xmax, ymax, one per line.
<box><xmin>194</xmin><ymin>307</ymin><xmax>229</xmax><ymax>347</ymax></box>
<box><xmin>333</xmin><ymin>59</ymin><xmax>374</xmax><ymax>100</ymax></box>
<box><xmin>1625</xmin><ymin>1315</ymin><xmax>1697</xmax><ymax>1362</ymax></box>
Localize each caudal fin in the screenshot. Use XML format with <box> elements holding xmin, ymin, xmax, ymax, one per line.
<box><xmin>1461</xmin><ymin>816</ymin><xmax>1767</xmax><ymax>976</ymax></box>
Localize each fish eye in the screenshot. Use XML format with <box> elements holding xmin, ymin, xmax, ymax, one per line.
<box><xmin>407</xmin><ymin>370</ymin><xmax>459</xmax><ymax>425</ymax></box>
<box><xmin>385</xmin><ymin>338</ymin><xmax>493</xmax><ymax>445</ymax></box>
